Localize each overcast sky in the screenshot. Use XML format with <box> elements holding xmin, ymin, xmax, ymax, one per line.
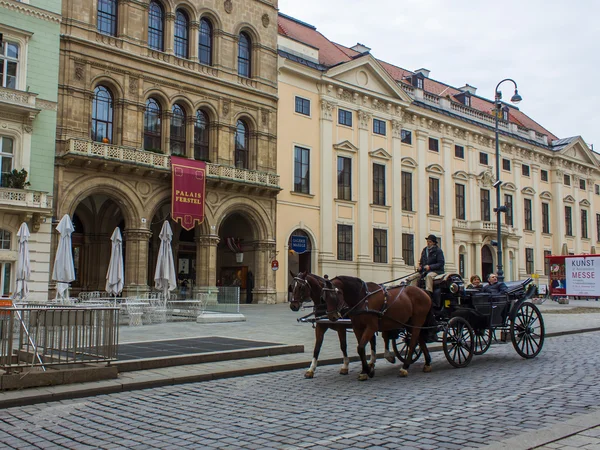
<box><xmin>278</xmin><ymin>0</ymin><xmax>599</xmax><ymax>151</ymax></box>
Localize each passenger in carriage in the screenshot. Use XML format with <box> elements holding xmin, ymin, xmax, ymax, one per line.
<box><xmin>482</xmin><ymin>273</ymin><xmax>508</xmax><ymax>294</ymax></box>
<box><xmin>466</xmin><ymin>275</ymin><xmax>483</xmax><ymax>290</ymax></box>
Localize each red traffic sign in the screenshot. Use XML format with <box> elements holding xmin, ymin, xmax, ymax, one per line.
<box><xmin>271</xmin><ymin>260</ymin><xmax>279</xmax><ymax>271</ymax></box>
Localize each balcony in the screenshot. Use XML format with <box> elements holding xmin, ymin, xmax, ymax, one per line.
<box><xmin>0</xmin><ymin>86</ymin><xmax>40</xmax><ymax>121</ymax></box>
<box><xmin>453</xmin><ymin>219</ymin><xmax>516</xmax><ymax>235</ymax></box>
<box><xmin>63</xmin><ymin>138</ymin><xmax>281</xmax><ymax>192</ymax></box>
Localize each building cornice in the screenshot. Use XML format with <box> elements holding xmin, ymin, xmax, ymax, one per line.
<box><xmin>0</xmin><ymin>0</ymin><xmax>61</xmax><ymax>24</ymax></box>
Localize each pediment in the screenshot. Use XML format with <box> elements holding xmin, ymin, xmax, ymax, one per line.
<box><xmin>401</xmin><ymin>157</ymin><xmax>417</xmax><ymax>169</ymax></box>
<box><xmin>540</xmin><ymin>191</ymin><xmax>553</xmax><ymax>200</ymax></box>
<box><xmin>426</xmin><ymin>163</ymin><xmax>445</xmax><ymax>175</ymax></box>
<box><xmin>370</xmin><ymin>148</ymin><xmax>391</xmax><ymax>160</ymax></box>
<box><xmin>453</xmin><ymin>170</ymin><xmax>469</xmax><ymax>182</ymax></box>
<box><xmin>325</xmin><ymin>55</ymin><xmax>412</xmax><ymax>104</ymax></box>
<box><xmin>564</xmin><ymin>195</ymin><xmax>575</xmax><ymax>203</ymax></box>
<box><xmin>333</xmin><ymin>140</ymin><xmax>358</xmax><ymax>153</ymax></box>
<box><xmin>580</xmin><ymin>199</ymin><xmax>591</xmax><ymax>207</ymax></box>
<box><xmin>521</xmin><ymin>187</ymin><xmax>536</xmax><ymax>196</ymax></box>
<box><xmin>557</xmin><ymin>137</ymin><xmax>599</xmax><ymax>168</ymax></box>
<box><xmin>502</xmin><ymin>182</ymin><xmax>517</xmax><ymax>192</ymax></box>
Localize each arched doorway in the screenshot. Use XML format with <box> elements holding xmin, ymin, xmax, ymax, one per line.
<box><xmin>481</xmin><ymin>245</ymin><xmax>494</xmax><ymax>281</ymax></box>
<box><xmin>287</xmin><ymin>229</ymin><xmax>312</xmax><ymax>285</ymax></box>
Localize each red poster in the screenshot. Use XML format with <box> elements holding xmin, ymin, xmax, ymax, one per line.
<box><xmin>171</xmin><ymin>156</ymin><xmax>206</xmax><ymax>231</ymax></box>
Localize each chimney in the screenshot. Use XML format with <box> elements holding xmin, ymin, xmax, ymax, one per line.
<box><xmin>414</xmin><ymin>68</ymin><xmax>430</xmax><ymax>78</ymax></box>
<box><xmin>351</xmin><ymin>43</ymin><xmax>371</xmax><ymax>54</ymax></box>
<box><xmin>458</xmin><ymin>84</ymin><xmax>477</xmax><ymax>95</ymax></box>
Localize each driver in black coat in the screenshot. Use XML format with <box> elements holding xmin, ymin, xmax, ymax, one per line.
<box><xmin>409</xmin><ymin>234</ymin><xmax>445</xmax><ymax>296</ymax></box>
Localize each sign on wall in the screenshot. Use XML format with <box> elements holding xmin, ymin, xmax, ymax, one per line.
<box><xmin>565</xmin><ymin>256</ymin><xmax>600</xmax><ymax>296</ymax></box>
<box><xmin>171</xmin><ymin>156</ymin><xmax>206</xmax><ymax>231</ymax></box>
<box><xmin>290</xmin><ymin>235</ymin><xmax>308</xmax><ymax>254</ymax></box>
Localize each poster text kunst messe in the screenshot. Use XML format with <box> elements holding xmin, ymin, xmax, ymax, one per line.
<box><xmin>171</xmin><ymin>156</ymin><xmax>206</xmax><ymax>231</ymax></box>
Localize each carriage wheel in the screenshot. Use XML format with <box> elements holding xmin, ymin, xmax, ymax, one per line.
<box><xmin>392</xmin><ymin>329</ymin><xmax>422</xmax><ymax>364</ymax></box>
<box><xmin>473</xmin><ymin>328</ymin><xmax>492</xmax><ymax>355</ymax></box>
<box><xmin>511</xmin><ymin>302</ymin><xmax>545</xmax><ymax>359</ymax></box>
<box><xmin>443</xmin><ymin>317</ymin><xmax>474</xmax><ymax>368</ymax></box>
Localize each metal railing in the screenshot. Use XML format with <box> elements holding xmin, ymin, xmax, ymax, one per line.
<box><xmin>0</xmin><ymin>306</ymin><xmax>119</xmax><ymax>373</ymax></box>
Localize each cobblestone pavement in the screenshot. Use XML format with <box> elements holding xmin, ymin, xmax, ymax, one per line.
<box><xmin>1</xmin><ymin>332</ymin><xmax>600</xmax><ymax>449</ymax></box>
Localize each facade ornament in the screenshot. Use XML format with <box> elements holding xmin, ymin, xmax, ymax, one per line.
<box><xmin>358</xmin><ymin>110</ymin><xmax>372</xmax><ymax>129</ymax></box>
<box><xmin>74</xmin><ymin>62</ymin><xmax>85</xmax><ymax>81</ymax></box>
<box><xmin>129</xmin><ymin>77</ymin><xmax>138</xmax><ymax>96</ymax></box>
<box><xmin>261</xmin><ymin>109</ymin><xmax>269</xmax><ymax>127</ymax></box>
<box><xmin>477</xmin><ymin>168</ymin><xmax>495</xmax><ymax>188</ymax></box>
<box><xmin>391</xmin><ymin>120</ymin><xmax>402</xmax><ymax>139</ymax></box>
<box><xmin>222</xmin><ymin>100</ymin><xmax>230</xmax><ymax>117</ymax></box>
<box><xmin>23</xmin><ymin>124</ymin><xmax>33</xmax><ymax>134</ymax></box>
<box><xmin>261</xmin><ymin>13</ymin><xmax>270</xmax><ymax>28</ymax></box>
<box><xmin>224</xmin><ymin>0</ymin><xmax>233</xmax><ymax>14</ymax></box>
<box><xmin>320</xmin><ymin>99</ymin><xmax>334</xmax><ymax>121</ymax></box>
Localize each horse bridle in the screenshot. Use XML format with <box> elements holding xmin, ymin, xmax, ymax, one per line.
<box><xmin>291</xmin><ymin>276</ymin><xmax>312</xmax><ymax>303</ymax></box>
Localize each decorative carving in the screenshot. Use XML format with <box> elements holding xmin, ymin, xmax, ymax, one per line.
<box><xmin>477</xmin><ymin>169</ymin><xmax>495</xmax><ymax>188</ymax></box>
<box><xmin>222</xmin><ymin>100</ymin><xmax>230</xmax><ymax>117</ymax></box>
<box><xmin>261</xmin><ymin>109</ymin><xmax>269</xmax><ymax>127</ymax></box>
<box><xmin>320</xmin><ymin>100</ymin><xmax>334</xmax><ymax>121</ymax></box>
<box><xmin>358</xmin><ymin>110</ymin><xmax>372</xmax><ymax>130</ymax></box>
<box><xmin>36</xmin><ymin>99</ymin><xmax>58</xmax><ymax>111</ymax></box>
<box><xmin>74</xmin><ymin>63</ymin><xmax>85</xmax><ymax>81</ymax></box>
<box><xmin>224</xmin><ymin>0</ymin><xmax>233</xmax><ymax>13</ymax></box>
<box><xmin>31</xmin><ymin>213</ymin><xmax>42</xmax><ymax>233</ymax></box>
<box><xmin>23</xmin><ymin>124</ymin><xmax>33</xmax><ymax>134</ymax></box>
<box><xmin>392</xmin><ymin>120</ymin><xmax>402</xmax><ymax>139</ymax></box>
<box><xmin>262</xmin><ymin>13</ymin><xmax>270</xmax><ymax>28</ymax></box>
<box><xmin>129</xmin><ymin>77</ymin><xmax>138</xmax><ymax>96</ymax></box>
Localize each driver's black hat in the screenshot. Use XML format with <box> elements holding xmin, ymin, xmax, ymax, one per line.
<box><xmin>425</xmin><ymin>234</ymin><xmax>438</xmax><ymax>244</ymax></box>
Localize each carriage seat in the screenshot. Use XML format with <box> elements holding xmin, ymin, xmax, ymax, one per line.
<box><xmin>504</xmin><ymin>277</ymin><xmax>533</xmax><ymax>297</ymax></box>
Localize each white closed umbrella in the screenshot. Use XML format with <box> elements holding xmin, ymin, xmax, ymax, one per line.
<box><xmin>154</xmin><ymin>221</ymin><xmax>177</xmax><ymax>299</ymax></box>
<box><xmin>52</xmin><ymin>214</ymin><xmax>76</xmax><ymax>301</ymax></box>
<box><xmin>106</xmin><ymin>227</ymin><xmax>124</xmax><ymax>296</ymax></box>
<box><xmin>14</xmin><ymin>222</ymin><xmax>31</xmax><ymax>300</ymax></box>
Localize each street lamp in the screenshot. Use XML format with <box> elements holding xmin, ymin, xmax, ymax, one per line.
<box><xmin>494</xmin><ymin>79</ymin><xmax>522</xmax><ymax>283</ymax></box>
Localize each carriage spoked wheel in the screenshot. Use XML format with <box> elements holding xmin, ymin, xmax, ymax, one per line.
<box><xmin>392</xmin><ymin>329</ymin><xmax>422</xmax><ymax>364</ymax></box>
<box><xmin>473</xmin><ymin>328</ymin><xmax>493</xmax><ymax>355</ymax></box>
<box><xmin>442</xmin><ymin>317</ymin><xmax>475</xmax><ymax>368</ymax></box>
<box><xmin>511</xmin><ymin>301</ymin><xmax>545</xmax><ymax>359</ymax></box>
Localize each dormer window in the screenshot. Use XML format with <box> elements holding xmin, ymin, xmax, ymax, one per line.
<box><xmin>411</xmin><ymin>73</ymin><xmax>425</xmax><ymax>89</ymax></box>
<box><xmin>464</xmin><ymin>96</ymin><xmax>470</xmax><ymax>107</ymax></box>
<box><xmin>455</xmin><ymin>92</ymin><xmax>471</xmax><ymax>107</ymax></box>
<box><xmin>502</xmin><ymin>107</ymin><xmax>509</xmax><ymax>121</ymax></box>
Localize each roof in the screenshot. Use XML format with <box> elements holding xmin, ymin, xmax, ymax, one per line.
<box><xmin>278</xmin><ymin>13</ymin><xmax>558</xmax><ymax>142</ymax></box>
<box><xmin>551</xmin><ymin>136</ymin><xmax>579</xmax><ymax>151</ymax></box>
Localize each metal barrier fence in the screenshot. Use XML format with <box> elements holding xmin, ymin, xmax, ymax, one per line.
<box><xmin>0</xmin><ymin>306</ymin><xmax>119</xmax><ymax>373</ymax></box>
<box><xmin>202</xmin><ymin>287</ymin><xmax>240</xmax><ymax>314</ymax></box>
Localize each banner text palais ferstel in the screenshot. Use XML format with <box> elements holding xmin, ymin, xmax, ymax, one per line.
<box><xmin>171</xmin><ymin>156</ymin><xmax>206</xmax><ymax>231</ymax></box>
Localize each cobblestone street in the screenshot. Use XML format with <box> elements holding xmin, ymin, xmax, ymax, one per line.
<box><xmin>1</xmin><ymin>331</ymin><xmax>599</xmax><ymax>449</ymax></box>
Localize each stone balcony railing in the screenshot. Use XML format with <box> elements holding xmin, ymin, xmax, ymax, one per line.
<box><xmin>66</xmin><ymin>138</ymin><xmax>280</xmax><ymax>188</ymax></box>
<box><xmin>453</xmin><ymin>219</ymin><xmax>515</xmax><ymax>235</ymax></box>
<box><xmin>0</xmin><ymin>86</ymin><xmax>38</xmax><ymax>108</ymax></box>
<box><xmin>0</xmin><ymin>188</ymin><xmax>53</xmax><ymax>210</ymax></box>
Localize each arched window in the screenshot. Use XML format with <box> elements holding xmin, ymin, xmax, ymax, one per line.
<box><xmin>143</xmin><ymin>98</ymin><xmax>162</xmax><ymax>151</ymax></box>
<box><xmin>97</xmin><ymin>0</ymin><xmax>118</xmax><ymax>36</ymax></box>
<box><xmin>91</xmin><ymin>86</ymin><xmax>114</xmax><ymax>143</ymax></box>
<box><xmin>174</xmin><ymin>10</ymin><xmax>189</xmax><ymax>59</ymax></box>
<box><xmin>198</xmin><ymin>18</ymin><xmax>213</xmax><ymax>66</ymax></box>
<box><xmin>194</xmin><ymin>110</ymin><xmax>209</xmax><ymax>161</ymax></box>
<box><xmin>148</xmin><ymin>1</ymin><xmax>164</xmax><ymax>51</ymax></box>
<box><xmin>0</xmin><ymin>137</ymin><xmax>14</xmax><ymax>188</ymax></box>
<box><xmin>234</xmin><ymin>119</ymin><xmax>249</xmax><ymax>169</ymax></box>
<box><xmin>170</xmin><ymin>104</ymin><xmax>186</xmax><ymax>156</ymax></box>
<box><xmin>238</xmin><ymin>32</ymin><xmax>251</xmax><ymax>77</ymax></box>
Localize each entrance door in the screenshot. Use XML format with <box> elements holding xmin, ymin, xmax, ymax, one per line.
<box><xmin>288</xmin><ymin>230</ymin><xmax>312</xmax><ymax>286</ymax></box>
<box><xmin>481</xmin><ymin>245</ymin><xmax>494</xmax><ymax>281</ymax></box>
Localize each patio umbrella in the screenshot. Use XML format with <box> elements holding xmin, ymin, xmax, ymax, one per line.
<box><xmin>154</xmin><ymin>220</ymin><xmax>177</xmax><ymax>299</ymax></box>
<box><xmin>52</xmin><ymin>214</ymin><xmax>76</xmax><ymax>301</ymax></box>
<box><xmin>14</xmin><ymin>222</ymin><xmax>31</xmax><ymax>300</ymax></box>
<box><xmin>105</xmin><ymin>227</ymin><xmax>124</xmax><ymax>296</ymax></box>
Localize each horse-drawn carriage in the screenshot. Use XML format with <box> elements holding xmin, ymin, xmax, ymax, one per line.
<box><xmin>290</xmin><ymin>271</ymin><xmax>545</xmax><ymax>380</ymax></box>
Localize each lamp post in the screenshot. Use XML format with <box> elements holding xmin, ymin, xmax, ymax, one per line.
<box><xmin>494</xmin><ymin>79</ymin><xmax>522</xmax><ymax>283</ymax></box>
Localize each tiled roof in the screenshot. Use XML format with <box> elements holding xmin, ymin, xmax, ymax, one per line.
<box><xmin>278</xmin><ymin>13</ymin><xmax>558</xmax><ymax>142</ymax></box>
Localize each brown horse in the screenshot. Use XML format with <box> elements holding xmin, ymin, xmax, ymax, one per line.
<box><xmin>322</xmin><ymin>275</ymin><xmax>434</xmax><ymax>381</ymax></box>
<box><xmin>289</xmin><ymin>271</ymin><xmax>380</xmax><ymax>378</ymax></box>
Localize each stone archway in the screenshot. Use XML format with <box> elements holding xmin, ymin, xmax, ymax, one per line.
<box><xmin>481</xmin><ymin>245</ymin><xmax>495</xmax><ymax>282</ymax></box>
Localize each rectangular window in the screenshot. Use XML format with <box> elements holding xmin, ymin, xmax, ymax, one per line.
<box><xmin>454</xmin><ymin>145</ymin><xmax>464</xmax><ymax>159</ymax></box>
<box><xmin>337</xmin><ymin>156</ymin><xmax>352</xmax><ymax>201</ymax></box>
<box><xmin>373</xmin><ymin>164</ymin><xmax>386</xmax><ymax>206</ymax></box>
<box><xmin>401</xmin><ymin>129</ymin><xmax>412</xmax><ymax>144</ymax></box>
<box><xmin>293</xmin><ymin>146</ymin><xmax>310</xmax><ymax>194</ymax></box>
<box><xmin>0</xmin><ymin>262</ymin><xmax>11</xmax><ymax>297</ymax></box>
<box><xmin>597</xmin><ymin>214</ymin><xmax>600</xmax><ymax>242</ymax></box>
<box><xmin>504</xmin><ymin>194</ymin><xmax>513</xmax><ymax>226</ymax></box>
<box><xmin>402</xmin><ymin>233</ymin><xmax>414</xmax><ymax>266</ymax></box>
<box><xmin>0</xmin><ymin>136</ymin><xmax>14</xmax><ymax>188</ymax></box>
<box><xmin>429</xmin><ymin>177</ymin><xmax>440</xmax><ymax>215</ymax></box>
<box><xmin>502</xmin><ymin>158</ymin><xmax>511</xmax><ymax>171</ymax></box>
<box><xmin>564</xmin><ymin>174</ymin><xmax>571</xmax><ymax>186</ymax></box>
<box><xmin>541</xmin><ymin>170</ymin><xmax>548</xmax><ymax>182</ymax></box>
<box><xmin>373</xmin><ymin>119</ymin><xmax>386</xmax><ymax>136</ymax></box>
<box><xmin>428</xmin><ymin>138</ymin><xmax>439</xmax><ymax>152</ymax></box>
<box><xmin>401</xmin><ymin>171</ymin><xmax>413</xmax><ymax>211</ymax></box>
<box><xmin>565</xmin><ymin>206</ymin><xmax>573</xmax><ymax>236</ymax></box>
<box><xmin>295</xmin><ymin>96</ymin><xmax>310</xmax><ymax>116</ymax></box>
<box><xmin>455</xmin><ymin>183</ymin><xmax>466</xmax><ymax>220</ymax></box>
<box><xmin>522</xmin><ymin>164</ymin><xmax>530</xmax><ymax>177</ymax></box>
<box><xmin>479</xmin><ymin>152</ymin><xmax>489</xmax><ymax>165</ymax></box>
<box><xmin>544</xmin><ymin>250</ymin><xmax>552</xmax><ymax>276</ymax></box>
<box><xmin>542</xmin><ymin>202</ymin><xmax>550</xmax><ymax>234</ymax></box>
<box><xmin>524</xmin><ymin>198</ymin><xmax>533</xmax><ymax>231</ymax></box>
<box><xmin>337</xmin><ymin>224</ymin><xmax>353</xmax><ymax>261</ymax></box>
<box><xmin>580</xmin><ymin>179</ymin><xmax>586</xmax><ymax>190</ymax></box>
<box><xmin>338</xmin><ymin>109</ymin><xmax>352</xmax><ymax>127</ymax></box>
<box><xmin>373</xmin><ymin>229</ymin><xmax>388</xmax><ymax>263</ymax></box>
<box><xmin>525</xmin><ymin>248</ymin><xmax>534</xmax><ymax>275</ymax></box>
<box><xmin>1</xmin><ymin>41</ymin><xmax>19</xmax><ymax>89</ymax></box>
<box><xmin>480</xmin><ymin>189</ymin><xmax>491</xmax><ymax>222</ymax></box>
<box><xmin>582</xmin><ymin>210</ymin><xmax>588</xmax><ymax>239</ymax></box>
<box><xmin>596</xmin><ymin>185</ymin><xmax>600</xmax><ymax>195</ymax></box>
<box><xmin>97</xmin><ymin>0</ymin><xmax>118</xmax><ymax>36</ymax></box>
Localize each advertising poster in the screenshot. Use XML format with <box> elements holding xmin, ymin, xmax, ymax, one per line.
<box><xmin>565</xmin><ymin>256</ymin><xmax>600</xmax><ymax>296</ymax></box>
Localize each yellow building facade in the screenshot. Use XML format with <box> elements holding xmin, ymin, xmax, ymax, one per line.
<box><xmin>275</xmin><ymin>14</ymin><xmax>599</xmax><ymax>301</ymax></box>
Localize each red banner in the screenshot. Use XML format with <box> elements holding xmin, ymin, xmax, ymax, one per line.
<box><xmin>171</xmin><ymin>156</ymin><xmax>206</xmax><ymax>231</ymax></box>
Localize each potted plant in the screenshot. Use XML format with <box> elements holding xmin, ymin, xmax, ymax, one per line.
<box><xmin>2</xmin><ymin>169</ymin><xmax>31</xmax><ymax>189</ymax></box>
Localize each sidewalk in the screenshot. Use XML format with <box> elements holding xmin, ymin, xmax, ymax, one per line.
<box><xmin>1</xmin><ymin>299</ymin><xmax>600</xmax><ymax>412</ymax></box>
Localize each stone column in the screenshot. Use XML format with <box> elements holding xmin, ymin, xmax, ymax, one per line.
<box><xmin>165</xmin><ymin>12</ymin><xmax>175</xmax><ymax>55</ymax></box>
<box><xmin>415</xmin><ymin>130</ymin><xmax>428</xmax><ymax>245</ymax></box>
<box><xmin>123</xmin><ymin>229</ymin><xmax>151</xmax><ymax>295</ymax></box>
<box><xmin>441</xmin><ymin>137</ymin><xmax>455</xmax><ymax>272</ymax></box>
<box><xmin>531</xmin><ymin>165</ymin><xmax>543</xmax><ymax>274</ymax></box>
<box><xmin>473</xmin><ymin>242</ymin><xmax>481</xmax><ymax>277</ymax></box>
<box><xmin>357</xmin><ymin>110</ymin><xmax>371</xmax><ymax>267</ymax></box>
<box><xmin>573</xmin><ymin>175</ymin><xmax>582</xmax><ymax>254</ymax></box>
<box><xmin>163</xmin><ymin>110</ymin><xmax>172</xmax><ymax>154</ymax></box>
<box><xmin>186</xmin><ymin>115</ymin><xmax>195</xmax><ymax>158</ymax></box>
<box><xmin>391</xmin><ymin>120</ymin><xmax>405</xmax><ymax>273</ymax></box>
<box><xmin>551</xmin><ymin>169</ymin><xmax>565</xmax><ymax>254</ymax></box>
<box><xmin>319</xmin><ymin>99</ymin><xmax>335</xmax><ymax>263</ymax></box>
<box><xmin>190</xmin><ymin>21</ymin><xmax>199</xmax><ymax>62</ymax></box>
<box><xmin>195</xmin><ymin>234</ymin><xmax>219</xmax><ymax>288</ymax></box>
<box><xmin>254</xmin><ymin>240</ymin><xmax>277</xmax><ymax>304</ymax></box>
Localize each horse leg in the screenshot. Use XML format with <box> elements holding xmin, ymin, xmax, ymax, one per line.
<box><xmin>399</xmin><ymin>327</ymin><xmax>420</xmax><ymax>377</ymax></box>
<box><xmin>355</xmin><ymin>326</ymin><xmax>377</xmax><ymax>381</ymax></box>
<box><xmin>382</xmin><ymin>331</ymin><xmax>396</xmax><ymax>364</ymax></box>
<box><xmin>305</xmin><ymin>324</ymin><xmax>327</xmax><ymax>378</ymax></box>
<box><xmin>419</xmin><ymin>334</ymin><xmax>432</xmax><ymax>373</ymax></box>
<box><xmin>368</xmin><ymin>335</ymin><xmax>377</xmax><ymax>371</ymax></box>
<box><xmin>336</xmin><ymin>326</ymin><xmax>350</xmax><ymax>375</ymax></box>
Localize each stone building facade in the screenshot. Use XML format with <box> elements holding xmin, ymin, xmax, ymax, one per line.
<box><xmin>275</xmin><ymin>13</ymin><xmax>599</xmax><ymax>301</ymax></box>
<box><xmin>55</xmin><ymin>0</ymin><xmax>279</xmax><ymax>303</ymax></box>
<box><xmin>0</xmin><ymin>0</ymin><xmax>60</xmax><ymax>300</ymax></box>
